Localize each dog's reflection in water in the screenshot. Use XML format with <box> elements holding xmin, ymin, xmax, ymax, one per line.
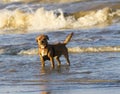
<box><xmin>40</xmin><ymin>65</ymin><xmax>70</xmax><ymax>74</ymax></box>
<box><xmin>40</xmin><ymin>65</ymin><xmax>70</xmax><ymax>94</ymax></box>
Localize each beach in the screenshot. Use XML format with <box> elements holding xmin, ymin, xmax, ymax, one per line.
<box><xmin>0</xmin><ymin>0</ymin><xmax>120</xmax><ymax>94</ymax></box>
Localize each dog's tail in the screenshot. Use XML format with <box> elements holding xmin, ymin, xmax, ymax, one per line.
<box><xmin>64</xmin><ymin>32</ymin><xmax>73</xmax><ymax>45</ymax></box>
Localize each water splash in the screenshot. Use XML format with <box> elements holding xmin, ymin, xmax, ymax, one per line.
<box><xmin>0</xmin><ymin>9</ymin><xmax>28</xmax><ymax>30</ymax></box>
<box><xmin>0</xmin><ymin>7</ymin><xmax>119</xmax><ymax>33</ymax></box>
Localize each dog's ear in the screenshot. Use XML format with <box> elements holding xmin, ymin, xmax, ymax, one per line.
<box><xmin>45</xmin><ymin>35</ymin><xmax>49</xmax><ymax>40</ymax></box>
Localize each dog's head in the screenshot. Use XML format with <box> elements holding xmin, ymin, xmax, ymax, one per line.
<box><xmin>36</xmin><ymin>35</ymin><xmax>49</xmax><ymax>48</ymax></box>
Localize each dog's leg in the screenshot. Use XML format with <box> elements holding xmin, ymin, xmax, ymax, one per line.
<box><xmin>56</xmin><ymin>56</ymin><xmax>61</xmax><ymax>66</ymax></box>
<box><xmin>40</xmin><ymin>55</ymin><xmax>45</xmax><ymax>67</ymax></box>
<box><xmin>64</xmin><ymin>54</ymin><xmax>70</xmax><ymax>66</ymax></box>
<box><xmin>49</xmin><ymin>57</ymin><xmax>55</xmax><ymax>68</ymax></box>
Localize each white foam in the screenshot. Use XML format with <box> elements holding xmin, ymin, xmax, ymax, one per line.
<box><xmin>74</xmin><ymin>8</ymin><xmax>110</xmax><ymax>27</ymax></box>
<box><xmin>0</xmin><ymin>7</ymin><xmax>119</xmax><ymax>32</ymax></box>
<box><xmin>3</xmin><ymin>0</ymin><xmax>28</xmax><ymax>3</ymax></box>
<box><xmin>68</xmin><ymin>46</ymin><xmax>120</xmax><ymax>53</ymax></box>
<box><xmin>0</xmin><ymin>9</ymin><xmax>28</xmax><ymax>29</ymax></box>
<box><xmin>3</xmin><ymin>0</ymin><xmax>83</xmax><ymax>3</ymax></box>
<box><xmin>0</xmin><ymin>49</ymin><xmax>5</xmax><ymax>54</ymax></box>
<box><xmin>18</xmin><ymin>48</ymin><xmax>38</xmax><ymax>55</ymax></box>
<box><xmin>18</xmin><ymin>46</ymin><xmax>120</xmax><ymax>55</ymax></box>
<box><xmin>28</xmin><ymin>8</ymin><xmax>67</xmax><ymax>31</ymax></box>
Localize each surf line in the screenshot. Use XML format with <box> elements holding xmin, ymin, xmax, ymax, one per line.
<box><xmin>18</xmin><ymin>46</ymin><xmax>120</xmax><ymax>55</ymax></box>
<box><xmin>68</xmin><ymin>46</ymin><xmax>120</xmax><ymax>53</ymax></box>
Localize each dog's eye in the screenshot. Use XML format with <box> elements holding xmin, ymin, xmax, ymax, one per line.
<box><xmin>41</xmin><ymin>41</ymin><xmax>44</xmax><ymax>43</ymax></box>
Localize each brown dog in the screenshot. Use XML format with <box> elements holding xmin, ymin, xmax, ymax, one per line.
<box><xmin>36</xmin><ymin>32</ymin><xmax>73</xmax><ymax>68</ymax></box>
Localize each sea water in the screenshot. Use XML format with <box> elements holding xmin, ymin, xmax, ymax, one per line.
<box><xmin>0</xmin><ymin>0</ymin><xmax>120</xmax><ymax>94</ymax></box>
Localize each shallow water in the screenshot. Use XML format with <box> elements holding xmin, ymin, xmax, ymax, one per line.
<box><xmin>0</xmin><ymin>52</ymin><xmax>120</xmax><ymax>94</ymax></box>
<box><xmin>0</xmin><ymin>0</ymin><xmax>120</xmax><ymax>94</ymax></box>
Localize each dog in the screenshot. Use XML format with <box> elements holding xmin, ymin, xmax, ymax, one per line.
<box><xmin>36</xmin><ymin>32</ymin><xmax>73</xmax><ymax>68</ymax></box>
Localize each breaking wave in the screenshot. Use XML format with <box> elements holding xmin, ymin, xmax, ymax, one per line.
<box><xmin>18</xmin><ymin>48</ymin><xmax>38</xmax><ymax>55</ymax></box>
<box><xmin>68</xmin><ymin>46</ymin><xmax>120</xmax><ymax>53</ymax></box>
<box><xmin>3</xmin><ymin>0</ymin><xmax>83</xmax><ymax>3</ymax></box>
<box><xmin>17</xmin><ymin>46</ymin><xmax>120</xmax><ymax>55</ymax></box>
<box><xmin>0</xmin><ymin>7</ymin><xmax>120</xmax><ymax>33</ymax></box>
<box><xmin>0</xmin><ymin>49</ymin><xmax>5</xmax><ymax>54</ymax></box>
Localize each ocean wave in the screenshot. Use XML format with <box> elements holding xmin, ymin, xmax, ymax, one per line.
<box><xmin>68</xmin><ymin>46</ymin><xmax>120</xmax><ymax>53</ymax></box>
<box><xmin>1</xmin><ymin>46</ymin><xmax>120</xmax><ymax>55</ymax></box>
<box><xmin>0</xmin><ymin>7</ymin><xmax>119</xmax><ymax>32</ymax></box>
<box><xmin>17</xmin><ymin>46</ymin><xmax>120</xmax><ymax>55</ymax></box>
<box><xmin>3</xmin><ymin>0</ymin><xmax>83</xmax><ymax>3</ymax></box>
<box><xmin>18</xmin><ymin>48</ymin><xmax>38</xmax><ymax>55</ymax></box>
<box><xmin>0</xmin><ymin>48</ymin><xmax>5</xmax><ymax>54</ymax></box>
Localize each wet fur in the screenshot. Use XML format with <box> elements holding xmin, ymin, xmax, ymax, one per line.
<box><xmin>36</xmin><ymin>32</ymin><xmax>73</xmax><ymax>68</ymax></box>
